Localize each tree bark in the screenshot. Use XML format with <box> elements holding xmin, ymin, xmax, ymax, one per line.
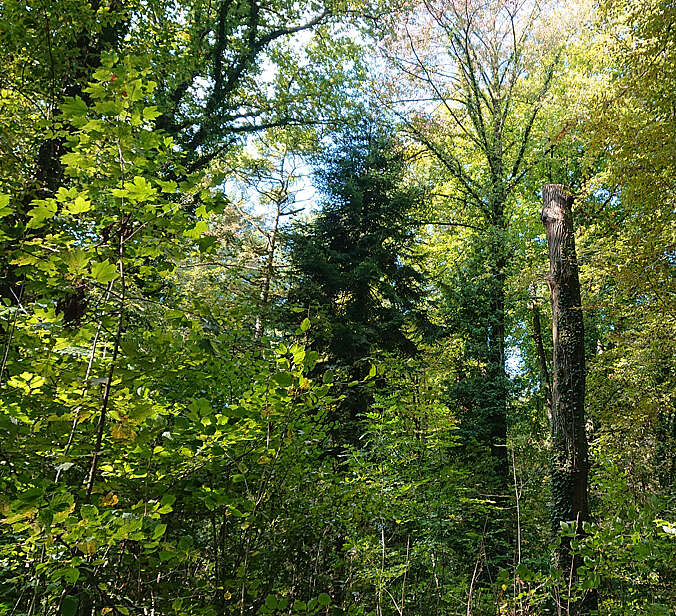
<box><xmin>529</xmin><ymin>289</ymin><xmax>552</xmax><ymax>422</ymax></box>
<box><xmin>541</xmin><ymin>184</ymin><xmax>594</xmax><ymax>611</ymax></box>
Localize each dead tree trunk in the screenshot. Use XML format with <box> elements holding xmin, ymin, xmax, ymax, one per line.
<box><xmin>541</xmin><ymin>184</ymin><xmax>594</xmax><ymax>611</ymax></box>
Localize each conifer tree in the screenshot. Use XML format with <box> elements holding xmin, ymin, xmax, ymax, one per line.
<box><xmin>287</xmin><ymin>124</ymin><xmax>428</xmax><ymax>441</ymax></box>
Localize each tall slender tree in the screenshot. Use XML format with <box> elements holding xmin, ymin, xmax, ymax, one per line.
<box><xmin>287</xmin><ymin>124</ymin><xmax>428</xmax><ymax>442</ymax></box>
<box><xmin>541</xmin><ymin>184</ymin><xmax>595</xmax><ymax>613</ymax></box>
<box><xmin>379</xmin><ymin>0</ymin><xmax>560</xmax><ymax>493</ymax></box>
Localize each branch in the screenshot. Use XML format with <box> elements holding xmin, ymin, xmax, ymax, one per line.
<box><xmin>413</xmin><ymin>220</ymin><xmax>483</xmax><ymax>231</ymax></box>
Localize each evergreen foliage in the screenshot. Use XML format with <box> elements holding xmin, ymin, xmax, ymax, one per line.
<box><xmin>287</xmin><ymin>126</ymin><xmax>426</xmax><ymax>364</ymax></box>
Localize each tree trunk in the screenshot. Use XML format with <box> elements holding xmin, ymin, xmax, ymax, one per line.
<box><xmin>487</xmin><ymin>258</ymin><xmax>508</xmax><ymax>482</ymax></box>
<box><xmin>254</xmin><ymin>207</ymin><xmax>279</xmax><ymax>340</ymax></box>
<box><xmin>481</xmin><ymin>214</ymin><xmax>511</xmax><ymax>573</ymax></box>
<box><xmin>529</xmin><ymin>289</ymin><xmax>552</xmax><ymax>422</ymax></box>
<box><xmin>541</xmin><ymin>184</ymin><xmax>594</xmax><ymax>612</ymax></box>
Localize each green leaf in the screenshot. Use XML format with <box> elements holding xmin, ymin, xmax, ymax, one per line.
<box><xmin>101</xmin><ymin>51</ymin><xmax>118</xmax><ymax>68</ymax></box>
<box><xmin>0</xmin><ymin>194</ymin><xmax>11</xmax><ymax>217</ymax></box>
<box><xmin>91</xmin><ymin>259</ymin><xmax>118</xmax><ymax>284</ymax></box>
<box><xmin>300</xmin><ymin>317</ymin><xmax>311</xmax><ymax>332</ymax></box>
<box><xmin>80</xmin><ymin>504</ymin><xmax>99</xmax><ymax>520</ymax></box>
<box><xmin>515</xmin><ymin>563</ymin><xmax>533</xmax><ymax>581</ymax></box>
<box><xmin>125</xmin><ymin>176</ymin><xmax>156</xmax><ymax>202</ymax></box>
<box><xmin>61</xmin><ymin>96</ymin><xmax>88</xmax><ymax>118</ymax></box>
<box><xmin>62</xmin><ymin>568</ymin><xmax>80</xmax><ymax>584</ymax></box>
<box><xmin>317</xmin><ymin>593</ymin><xmax>331</xmax><ymax>607</ymax></box>
<box><xmin>63</xmin><ymin>249</ymin><xmax>91</xmax><ymax>274</ymax></box>
<box><xmin>61</xmin><ymin>151</ymin><xmax>89</xmax><ymax>171</ymax></box>
<box><xmin>27</xmin><ymin>200</ymin><xmax>58</xmax><ymax>228</ymax></box>
<box><xmin>61</xmin><ymin>595</ymin><xmax>79</xmax><ymax>616</ymax></box>
<box><xmin>158</xmin><ymin>179</ymin><xmax>178</xmax><ymax>193</ymax></box>
<box><xmin>198</xmin><ymin>236</ymin><xmax>217</xmax><ymax>253</ymax></box>
<box><xmin>188</xmin><ymin>397</ymin><xmax>211</xmax><ymax>418</ymax></box>
<box><xmin>184</xmin><ymin>220</ymin><xmax>209</xmax><ymax>239</ymax></box>
<box><xmin>293</xmin><ymin>348</ymin><xmax>306</xmax><ymax>364</ymax></box>
<box><xmin>56</xmin><ymin>187</ymin><xmax>78</xmax><ymax>202</ymax></box>
<box><xmin>143</xmin><ymin>106</ymin><xmax>161</xmax><ymax>121</ymax></box>
<box><xmin>152</xmin><ymin>523</ymin><xmax>167</xmax><ymax>539</ymax></box>
<box><xmin>581</xmin><ymin>571</ymin><xmax>601</xmax><ymax>589</ymax></box>
<box><xmin>160</xmin><ymin>494</ymin><xmax>177</xmax><ymax>508</ymax></box>
<box><xmin>66</xmin><ymin>195</ymin><xmax>91</xmax><ymax>214</ymax></box>
<box><xmin>273</xmin><ymin>372</ymin><xmax>293</xmax><ymax>387</ymax></box>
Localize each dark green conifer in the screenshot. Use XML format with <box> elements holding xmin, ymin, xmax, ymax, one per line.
<box><xmin>286</xmin><ymin>123</ymin><xmax>428</xmax><ymax>441</ymax></box>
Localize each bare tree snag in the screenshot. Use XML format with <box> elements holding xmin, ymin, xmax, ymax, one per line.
<box><xmin>541</xmin><ymin>184</ymin><xmax>593</xmax><ymax>606</ymax></box>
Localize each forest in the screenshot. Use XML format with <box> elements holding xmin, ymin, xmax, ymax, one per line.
<box><xmin>0</xmin><ymin>0</ymin><xmax>674</xmax><ymax>614</ymax></box>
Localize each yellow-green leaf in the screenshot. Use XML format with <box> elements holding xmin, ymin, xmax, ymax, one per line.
<box><xmin>0</xmin><ymin>194</ymin><xmax>11</xmax><ymax>217</ymax></box>
<box><xmin>91</xmin><ymin>259</ymin><xmax>118</xmax><ymax>283</ymax></box>
<box><xmin>66</xmin><ymin>196</ymin><xmax>91</xmax><ymax>215</ymax></box>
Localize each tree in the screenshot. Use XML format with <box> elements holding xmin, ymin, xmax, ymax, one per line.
<box><xmin>377</xmin><ymin>0</ymin><xmax>561</xmax><ymax>496</ymax></box>
<box><xmin>287</xmin><ymin>125</ymin><xmax>428</xmax><ymax>442</ymax></box>
<box><xmin>577</xmin><ymin>0</ymin><xmax>676</xmax><ymax>492</ymax></box>
<box><xmin>541</xmin><ymin>184</ymin><xmax>594</xmax><ymax>613</ymax></box>
<box><xmin>2</xmin><ymin>1</ymin><xmax>675</xmax><ymax>614</ymax></box>
<box><xmin>222</xmin><ymin>138</ymin><xmax>307</xmax><ymax>340</ymax></box>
